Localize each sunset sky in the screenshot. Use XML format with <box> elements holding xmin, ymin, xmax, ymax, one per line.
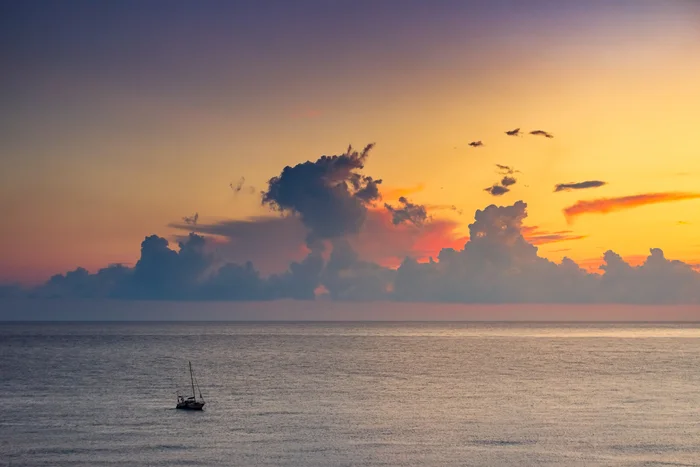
<box><xmin>2</xmin><ymin>0</ymin><xmax>700</xmax><ymax>288</ymax></box>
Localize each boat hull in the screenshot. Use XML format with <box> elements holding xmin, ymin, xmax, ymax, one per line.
<box><xmin>176</xmin><ymin>401</ymin><xmax>205</xmax><ymax>411</ymax></box>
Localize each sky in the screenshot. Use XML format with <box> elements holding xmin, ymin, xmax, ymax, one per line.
<box><xmin>2</xmin><ymin>0</ymin><xmax>700</xmax><ymax>307</ymax></box>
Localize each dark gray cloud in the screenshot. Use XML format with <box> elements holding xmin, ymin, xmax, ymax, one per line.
<box><xmin>505</xmin><ymin>128</ymin><xmax>521</xmax><ymax>136</ymax></box>
<box><xmin>182</xmin><ymin>212</ymin><xmax>199</xmax><ymax>225</ymax></box>
<box><xmin>385</xmin><ymin>197</ymin><xmax>429</xmax><ymax>226</ymax></box>
<box><xmin>468</xmin><ymin>141</ymin><xmax>483</xmax><ymax>148</ymax></box>
<box><xmin>484</xmin><ymin>164</ymin><xmax>519</xmax><ymax>196</ymax></box>
<box><xmin>554</xmin><ymin>180</ymin><xmax>607</xmax><ymax>192</ymax></box>
<box><xmin>0</xmin><ymin>283</ymin><xmax>28</xmax><ymax>298</ymax></box>
<box><xmin>261</xmin><ymin>143</ymin><xmax>382</xmax><ymax>247</ymax></box>
<box><xmin>529</xmin><ymin>130</ymin><xmax>553</xmax><ymax>138</ymax></box>
<box><xmin>496</xmin><ymin>164</ymin><xmax>519</xmax><ymax>175</ymax></box>
<box><xmin>321</xmin><ymin>239</ymin><xmax>394</xmax><ymax>300</ymax></box>
<box><xmin>484</xmin><ymin>184</ymin><xmax>510</xmax><ymax>196</ymax></box>
<box><xmin>31</xmin><ymin>233</ymin><xmax>319</xmax><ymax>301</ymax></box>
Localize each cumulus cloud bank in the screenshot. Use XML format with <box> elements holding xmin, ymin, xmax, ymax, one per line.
<box><xmin>9</xmin><ymin>144</ymin><xmax>700</xmax><ymax>304</ymax></box>
<box><xmin>23</xmin><ymin>200</ymin><xmax>700</xmax><ymax>304</ymax></box>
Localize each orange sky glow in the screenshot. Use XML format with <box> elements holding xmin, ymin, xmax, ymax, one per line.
<box><xmin>2</xmin><ymin>1</ymin><xmax>700</xmax><ymax>286</ymax></box>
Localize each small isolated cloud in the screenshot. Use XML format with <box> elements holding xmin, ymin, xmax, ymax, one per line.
<box><xmin>505</xmin><ymin>128</ymin><xmax>521</xmax><ymax>136</ymax></box>
<box><xmin>231</xmin><ymin>177</ymin><xmax>244</xmax><ymax>193</ymax></box>
<box><xmin>485</xmin><ymin>164</ymin><xmax>519</xmax><ymax>196</ymax></box>
<box><xmin>468</xmin><ymin>141</ymin><xmax>484</xmax><ymax>148</ymax></box>
<box><xmin>484</xmin><ymin>184</ymin><xmax>510</xmax><ymax>196</ymax></box>
<box><xmin>496</xmin><ymin>164</ymin><xmax>519</xmax><ymax>175</ymax></box>
<box><xmin>385</xmin><ymin>197</ymin><xmax>429</xmax><ymax>226</ymax></box>
<box><xmin>182</xmin><ymin>212</ymin><xmax>199</xmax><ymax>226</ymax></box>
<box><xmin>501</xmin><ymin>176</ymin><xmax>517</xmax><ymax>187</ymax></box>
<box><xmin>564</xmin><ymin>192</ymin><xmax>700</xmax><ymax>222</ymax></box>
<box><xmin>555</xmin><ymin>181</ymin><xmax>607</xmax><ymax>192</ymax></box>
<box><xmin>529</xmin><ymin>130</ymin><xmax>554</xmax><ymax>139</ymax></box>
<box><xmin>678</xmin><ymin>221</ymin><xmax>691</xmax><ymax>226</ymax></box>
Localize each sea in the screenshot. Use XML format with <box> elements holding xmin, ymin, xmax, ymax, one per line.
<box><xmin>1</xmin><ymin>322</ymin><xmax>699</xmax><ymax>466</ymax></box>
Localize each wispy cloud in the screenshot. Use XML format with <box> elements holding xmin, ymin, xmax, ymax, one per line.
<box><xmin>521</xmin><ymin>226</ymin><xmax>587</xmax><ymax>245</ymax></box>
<box><xmin>554</xmin><ymin>180</ymin><xmax>607</xmax><ymax>192</ymax></box>
<box><xmin>529</xmin><ymin>129</ymin><xmax>553</xmax><ymax>139</ymax></box>
<box><xmin>496</xmin><ymin>164</ymin><xmax>519</xmax><ymax>175</ymax></box>
<box><xmin>182</xmin><ymin>212</ymin><xmax>199</xmax><ymax>226</ymax></box>
<box><xmin>505</xmin><ymin>128</ymin><xmax>521</xmax><ymax>136</ymax></box>
<box><xmin>468</xmin><ymin>141</ymin><xmax>483</xmax><ymax>148</ymax></box>
<box><xmin>564</xmin><ymin>192</ymin><xmax>700</xmax><ymax>222</ymax></box>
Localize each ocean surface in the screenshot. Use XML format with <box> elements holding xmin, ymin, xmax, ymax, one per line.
<box><xmin>1</xmin><ymin>322</ymin><xmax>700</xmax><ymax>467</ymax></box>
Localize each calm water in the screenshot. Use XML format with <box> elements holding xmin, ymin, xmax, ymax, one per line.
<box><xmin>1</xmin><ymin>322</ymin><xmax>700</xmax><ymax>466</ymax></box>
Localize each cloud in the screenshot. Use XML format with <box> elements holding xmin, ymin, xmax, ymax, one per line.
<box><xmin>484</xmin><ymin>184</ymin><xmax>510</xmax><ymax>196</ymax></box>
<box><xmin>353</xmin><ymin>209</ymin><xmax>467</xmax><ymax>268</ymax></box>
<box><xmin>182</xmin><ymin>212</ymin><xmax>199</xmax><ymax>225</ymax></box>
<box><xmin>0</xmin><ymin>283</ymin><xmax>27</xmax><ymax>298</ymax></box>
<box><xmin>393</xmin><ymin>201</ymin><xmax>700</xmax><ymax>304</ymax></box>
<box><xmin>468</xmin><ymin>141</ymin><xmax>484</xmax><ymax>148</ymax></box>
<box><xmin>520</xmin><ymin>226</ymin><xmax>587</xmax><ymax>245</ymax></box>
<box><xmin>496</xmin><ymin>164</ymin><xmax>519</xmax><ymax>175</ymax></box>
<box><xmin>484</xmin><ymin>164</ymin><xmax>519</xmax><ymax>196</ymax></box>
<box><xmin>230</xmin><ymin>177</ymin><xmax>245</xmax><ymax>193</ymax></box>
<box><xmin>14</xmin><ymin>142</ymin><xmax>700</xmax><ymax>305</ymax></box>
<box><xmin>564</xmin><ymin>192</ymin><xmax>700</xmax><ymax>222</ymax></box>
<box><xmin>169</xmin><ymin>215</ymin><xmax>309</xmax><ymax>275</ymax></box>
<box><xmin>505</xmin><ymin>128</ymin><xmax>521</xmax><ymax>136</ymax></box>
<box><xmin>321</xmin><ymin>239</ymin><xmax>395</xmax><ymax>301</ymax></box>
<box><xmin>169</xmin><ymin>208</ymin><xmax>468</xmax><ymax>275</ymax></box>
<box><xmin>24</xmin><ymin>200</ymin><xmax>700</xmax><ymax>304</ymax></box>
<box><xmin>261</xmin><ymin>143</ymin><xmax>382</xmax><ymax>248</ymax></box>
<box><xmin>554</xmin><ymin>180</ymin><xmax>607</xmax><ymax>192</ymax></box>
<box><xmin>384</xmin><ymin>197</ymin><xmax>429</xmax><ymax>226</ymax></box>
<box><xmin>529</xmin><ymin>130</ymin><xmax>553</xmax><ymax>138</ymax></box>
<box><xmin>230</xmin><ymin>177</ymin><xmax>256</xmax><ymax>195</ymax></box>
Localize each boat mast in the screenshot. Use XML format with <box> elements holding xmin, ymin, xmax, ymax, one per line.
<box><xmin>189</xmin><ymin>361</ymin><xmax>196</xmax><ymax>400</ymax></box>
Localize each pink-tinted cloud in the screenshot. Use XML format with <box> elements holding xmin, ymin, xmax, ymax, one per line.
<box><xmin>564</xmin><ymin>192</ymin><xmax>700</xmax><ymax>222</ymax></box>
<box><xmin>354</xmin><ymin>209</ymin><xmax>467</xmax><ymax>268</ymax></box>
<box><xmin>170</xmin><ymin>209</ymin><xmax>468</xmax><ymax>273</ymax></box>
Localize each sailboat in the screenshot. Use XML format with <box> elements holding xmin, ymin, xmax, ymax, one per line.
<box><xmin>176</xmin><ymin>361</ymin><xmax>205</xmax><ymax>411</ymax></box>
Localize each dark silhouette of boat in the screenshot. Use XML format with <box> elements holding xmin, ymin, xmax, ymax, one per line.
<box><xmin>176</xmin><ymin>361</ymin><xmax>205</xmax><ymax>411</ymax></box>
